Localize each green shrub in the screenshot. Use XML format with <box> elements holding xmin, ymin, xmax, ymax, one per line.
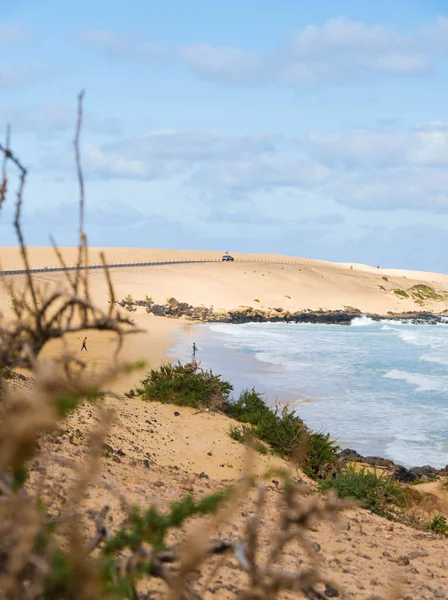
<box><xmin>393</xmin><ymin>289</ymin><xmax>409</xmax><ymax>299</ymax></box>
<box><xmin>226</xmin><ymin>389</ymin><xmax>304</xmax><ymax>459</ymax></box>
<box><xmin>124</xmin><ymin>293</ymin><xmax>133</xmax><ymax>302</ymax></box>
<box><xmin>409</xmin><ymin>284</ymin><xmax>447</xmax><ymax>302</ymax></box>
<box><xmin>253</xmin><ymin>298</ymin><xmax>260</xmax><ymax>303</ymax></box>
<box><xmin>320</xmin><ymin>466</ymin><xmax>405</xmax><ymax>516</ymax></box>
<box><xmin>130</xmin><ymin>362</ymin><xmax>233</xmax><ymax>409</ymax></box>
<box><xmin>430</xmin><ymin>514</ymin><xmax>448</xmax><ymax>535</ymax></box>
<box><xmin>303</xmin><ymin>431</ymin><xmax>340</xmax><ymax>479</ymax></box>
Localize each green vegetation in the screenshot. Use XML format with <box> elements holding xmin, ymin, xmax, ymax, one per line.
<box><xmin>253</xmin><ymin>298</ymin><xmax>261</xmax><ymax>303</ymax></box>
<box><xmin>129</xmin><ymin>365</ymin><xmax>339</xmax><ymax>479</ymax></box>
<box><xmin>393</xmin><ymin>284</ymin><xmax>448</xmax><ymax>305</ymax></box>
<box><xmin>127</xmin><ymin>362</ymin><xmax>233</xmax><ymax>409</ymax></box>
<box><xmin>305</xmin><ymin>431</ymin><xmax>340</xmax><ymax>479</ymax></box>
<box><xmin>319</xmin><ymin>466</ymin><xmax>405</xmax><ymax>516</ymax></box>
<box><xmin>226</xmin><ymin>389</ymin><xmax>305</xmax><ymax>459</ymax></box>
<box><xmin>144</xmin><ymin>295</ymin><xmax>153</xmax><ymax>304</ymax></box>
<box><xmin>409</xmin><ymin>284</ymin><xmax>448</xmax><ymax>303</ymax></box>
<box><xmin>45</xmin><ymin>487</ymin><xmax>233</xmax><ymax>598</ymax></box>
<box><xmin>124</xmin><ymin>293</ymin><xmax>133</xmax><ymax>302</ymax></box>
<box><xmin>284</xmin><ymin>295</ymin><xmax>291</xmax><ymax>299</ymax></box>
<box><xmin>430</xmin><ymin>514</ymin><xmax>448</xmax><ymax>536</ymax></box>
<box><xmin>227</xmin><ymin>389</ymin><xmax>339</xmax><ymax>477</ymax></box>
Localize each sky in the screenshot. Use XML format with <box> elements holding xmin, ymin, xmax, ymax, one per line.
<box><xmin>1</xmin><ymin>0</ymin><xmax>448</xmax><ymax>271</ymax></box>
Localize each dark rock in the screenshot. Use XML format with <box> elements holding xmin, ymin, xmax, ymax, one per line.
<box><xmin>198</xmin><ymin>472</ymin><xmax>209</xmax><ymax>479</ymax></box>
<box><xmin>174</xmin><ymin>411</ymin><xmax>180</xmax><ymax>417</ymax></box>
<box><xmin>393</xmin><ymin>465</ymin><xmax>417</xmax><ymax>483</ymax></box>
<box><xmin>325</xmin><ymin>584</ymin><xmax>339</xmax><ymax>597</ymax></box>
<box><xmin>338</xmin><ymin>448</ymin><xmax>365</xmax><ymax>463</ymax></box>
<box><xmin>116</xmin><ymin>449</ymin><xmax>126</xmax><ymax>456</ymax></box>
<box><xmin>271</xmin><ymin>479</ymin><xmax>279</xmax><ymax>487</ymax></box>
<box><xmin>364</xmin><ymin>456</ymin><xmax>396</xmax><ymax>468</ymax></box>
<box><xmin>143</xmin><ymin>459</ymin><xmax>151</xmax><ymax>469</ymax></box>
<box><xmin>410</xmin><ymin>465</ymin><xmax>437</xmax><ymax>478</ymax></box>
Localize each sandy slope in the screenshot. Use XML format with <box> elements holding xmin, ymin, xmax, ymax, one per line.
<box><xmin>2</xmin><ymin>247</ymin><xmax>448</xmax><ymax>318</ymax></box>
<box><xmin>29</xmin><ymin>396</ymin><xmax>448</xmax><ymax>599</ymax></box>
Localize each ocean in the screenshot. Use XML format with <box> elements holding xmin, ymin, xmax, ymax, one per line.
<box><xmin>169</xmin><ymin>317</ymin><xmax>448</xmax><ymax>469</ymax></box>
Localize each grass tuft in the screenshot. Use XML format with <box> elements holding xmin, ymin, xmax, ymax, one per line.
<box><xmin>319</xmin><ymin>466</ymin><xmax>405</xmax><ymax>516</ymax></box>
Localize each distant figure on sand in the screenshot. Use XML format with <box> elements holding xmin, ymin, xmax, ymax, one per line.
<box><xmin>192</xmin><ymin>342</ymin><xmax>198</xmax><ymax>360</ymax></box>
<box><xmin>81</xmin><ymin>337</ymin><xmax>88</xmax><ymax>352</ymax></box>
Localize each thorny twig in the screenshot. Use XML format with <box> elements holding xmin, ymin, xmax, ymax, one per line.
<box><xmin>0</xmin><ymin>92</ymin><xmax>136</xmax><ymax>371</ymax></box>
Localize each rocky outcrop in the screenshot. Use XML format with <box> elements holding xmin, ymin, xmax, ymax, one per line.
<box><xmin>337</xmin><ymin>449</ymin><xmax>447</xmax><ymax>480</ymax></box>
<box><xmin>117</xmin><ymin>297</ymin><xmax>448</xmax><ymax>326</ymax></box>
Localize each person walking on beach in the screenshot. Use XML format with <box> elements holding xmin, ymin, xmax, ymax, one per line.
<box><xmin>192</xmin><ymin>342</ymin><xmax>198</xmax><ymax>360</ymax></box>
<box><xmin>81</xmin><ymin>336</ymin><xmax>88</xmax><ymax>352</ymax></box>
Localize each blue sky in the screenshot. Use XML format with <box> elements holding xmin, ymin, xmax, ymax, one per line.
<box><xmin>1</xmin><ymin>1</ymin><xmax>448</xmax><ymax>271</ymax></box>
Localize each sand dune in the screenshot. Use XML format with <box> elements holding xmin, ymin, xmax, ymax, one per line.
<box><xmin>2</xmin><ymin>247</ymin><xmax>448</xmax><ymax>316</ymax></box>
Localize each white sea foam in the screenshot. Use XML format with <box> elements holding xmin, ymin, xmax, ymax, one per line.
<box><xmin>386</xmin><ymin>438</ymin><xmax>447</xmax><ymax>468</ymax></box>
<box><xmin>421</xmin><ymin>353</ymin><xmax>448</xmax><ymax>366</ymax></box>
<box><xmin>351</xmin><ymin>316</ymin><xmax>374</xmax><ymax>326</ymax></box>
<box><xmin>384</xmin><ymin>369</ymin><xmax>448</xmax><ymax>392</ymax></box>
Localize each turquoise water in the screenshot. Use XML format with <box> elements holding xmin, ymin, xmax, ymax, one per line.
<box><xmin>170</xmin><ymin>317</ymin><xmax>448</xmax><ymax>468</ymax></box>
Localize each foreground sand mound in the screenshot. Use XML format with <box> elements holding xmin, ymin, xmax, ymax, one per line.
<box><xmin>29</xmin><ymin>393</ymin><xmax>448</xmax><ymax>600</ymax></box>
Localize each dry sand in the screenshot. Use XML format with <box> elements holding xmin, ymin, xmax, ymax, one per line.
<box><xmin>30</xmin><ymin>396</ymin><xmax>448</xmax><ymax>599</ymax></box>
<box><xmin>2</xmin><ymin>247</ymin><xmax>448</xmax><ymax>319</ymax></box>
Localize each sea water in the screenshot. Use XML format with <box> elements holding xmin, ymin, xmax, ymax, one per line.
<box><xmin>170</xmin><ymin>318</ymin><xmax>448</xmax><ymax>468</ymax></box>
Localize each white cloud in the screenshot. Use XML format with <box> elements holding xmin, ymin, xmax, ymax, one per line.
<box><xmin>191</xmin><ymin>154</ymin><xmax>330</xmax><ymax>190</ymax></box>
<box><xmin>303</xmin><ymin>124</ymin><xmax>448</xmax><ymax>168</ymax></box>
<box><xmin>38</xmin><ymin>122</ymin><xmax>448</xmax><ymax>213</ymax></box>
<box><xmin>82</xmin><ymin>16</ymin><xmax>448</xmax><ymax>85</ymax></box>
<box><xmin>80</xmin><ymin>29</ymin><xmax>171</xmax><ymax>62</ymax></box>
<box><xmin>179</xmin><ymin>44</ymin><xmax>265</xmax><ymax>84</ymax></box>
<box><xmin>330</xmin><ymin>166</ymin><xmax>448</xmax><ymax>212</ymax></box>
<box><xmin>3</xmin><ymin>102</ymin><xmax>122</xmax><ymax>136</ymax></box>
<box><xmin>0</xmin><ymin>61</ymin><xmax>49</xmax><ymax>89</ymax></box>
<box><xmin>303</xmin><ymin>130</ymin><xmax>409</xmax><ymax>167</ymax></box>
